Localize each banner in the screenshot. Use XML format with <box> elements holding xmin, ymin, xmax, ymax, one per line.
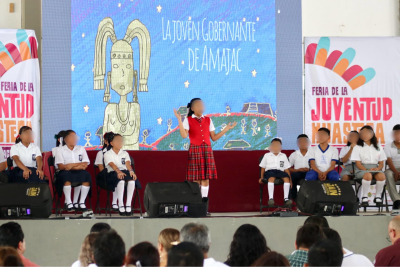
<box><xmin>0</xmin><ymin>29</ymin><xmax>40</xmax><ymax>159</ymax></box>
<box><xmin>305</xmin><ymin>37</ymin><xmax>400</xmax><ymax>146</ymax></box>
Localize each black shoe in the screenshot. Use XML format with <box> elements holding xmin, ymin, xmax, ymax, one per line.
<box><xmin>125</xmin><ymin>206</ymin><xmax>132</xmax><ymax>216</ymax></box>
<box><xmin>284</xmin><ymin>199</ymin><xmax>293</xmax><ymax>207</ymax></box>
<box><xmin>360</xmin><ymin>197</ymin><xmax>369</xmax><ymax>207</ymax></box>
<box><xmin>268</xmin><ymin>198</ymin><xmax>275</xmax><ymax>207</ymax></box>
<box><xmin>79</xmin><ymin>203</ymin><xmax>88</xmax><ymax>212</ymax></box>
<box><xmin>119</xmin><ymin>207</ymin><xmax>126</xmax><ymax>216</ymax></box>
<box><xmin>65</xmin><ymin>203</ymin><xmax>74</xmax><ymax>212</ymax></box>
<box><xmin>374</xmin><ymin>197</ymin><xmax>383</xmax><ymax>206</ymax></box>
<box><xmin>73</xmin><ymin>203</ymin><xmax>80</xmax><ymax>211</ymax></box>
<box><xmin>393</xmin><ymin>200</ymin><xmax>400</xmax><ymax>210</ymax></box>
<box><xmin>112</xmin><ymin>204</ymin><xmax>119</xmax><ymax>211</ymax></box>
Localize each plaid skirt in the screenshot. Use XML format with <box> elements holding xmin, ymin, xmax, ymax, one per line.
<box><xmin>186</xmin><ymin>143</ymin><xmax>217</xmax><ymax>181</ymax></box>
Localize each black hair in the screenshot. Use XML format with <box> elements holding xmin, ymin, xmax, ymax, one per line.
<box><xmin>318</xmin><ymin>127</ymin><xmax>330</xmax><ymax>136</ymax></box>
<box><xmin>270</xmin><ymin>138</ymin><xmax>282</xmax><ymax>145</ymax></box>
<box><xmin>106</xmin><ymin>133</ymin><xmax>123</xmax><ymax>151</ymax></box>
<box><xmin>225</xmin><ymin>224</ymin><xmax>270</xmax><ymax>267</ymax></box>
<box><xmin>304</xmin><ymin>215</ymin><xmax>330</xmax><ymax>229</ymax></box>
<box><xmin>55</xmin><ymin>130</ymin><xmax>66</xmax><ymax>147</ymax></box>
<box><xmin>62</xmin><ymin>130</ymin><xmax>76</xmax><ymax>146</ymax></box>
<box><xmin>167</xmin><ymin>242</ymin><xmax>204</xmax><ymax>267</ymax></box>
<box><xmin>93</xmin><ymin>230</ymin><xmax>125</xmax><ymax>267</ymax></box>
<box><xmin>15</xmin><ymin>126</ymin><xmax>32</xmax><ymax>144</ymax></box>
<box><xmin>252</xmin><ymin>251</ymin><xmax>290</xmax><ymax>267</ymax></box>
<box><xmin>308</xmin><ymin>240</ymin><xmax>343</xmax><ymax>267</ymax></box>
<box><xmin>187</xmin><ymin>98</ymin><xmax>201</xmax><ymax>117</ymax></box>
<box><xmin>0</xmin><ymin>222</ymin><xmax>24</xmax><ymax>249</ymax></box>
<box><xmin>357</xmin><ymin>125</ymin><xmax>379</xmax><ymax>150</ymax></box>
<box><xmin>297</xmin><ymin>134</ymin><xmax>309</xmax><ymax>139</ymax></box>
<box><xmin>90</xmin><ymin>223</ymin><xmax>111</xmax><ymax>233</ymax></box>
<box><xmin>322</xmin><ymin>228</ymin><xmax>342</xmax><ymax>248</ymax></box>
<box><xmin>393</xmin><ymin>124</ymin><xmax>400</xmax><ymax>131</ymax></box>
<box><xmin>296</xmin><ymin>224</ymin><xmax>326</xmax><ymax>249</ymax></box>
<box><xmin>346</xmin><ymin>131</ymin><xmax>359</xmax><ymax>146</ymax></box>
<box><xmin>126</xmin><ymin>242</ymin><xmax>160</xmax><ymax>267</ymax></box>
<box><xmin>102</xmin><ymin>132</ymin><xmax>114</xmax><ymax>149</ymax></box>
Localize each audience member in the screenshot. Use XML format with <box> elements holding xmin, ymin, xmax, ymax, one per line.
<box><xmin>158</xmin><ymin>228</ymin><xmax>180</xmax><ymax>267</ymax></box>
<box><xmin>0</xmin><ymin>222</ymin><xmax>39</xmax><ymax>267</ymax></box>
<box><xmin>375</xmin><ymin>215</ymin><xmax>400</xmax><ymax>266</ymax></box>
<box><xmin>252</xmin><ymin>251</ymin><xmax>290</xmax><ymax>266</ymax></box>
<box><xmin>93</xmin><ymin>230</ymin><xmax>125</xmax><ymax>267</ymax></box>
<box><xmin>286</xmin><ymin>224</ymin><xmax>325</xmax><ymax>267</ymax></box>
<box><xmin>0</xmin><ymin>247</ymin><xmax>23</xmax><ymax>267</ymax></box>
<box><xmin>225</xmin><ymin>224</ymin><xmax>270</xmax><ymax>266</ymax></box>
<box><xmin>167</xmin><ymin>242</ymin><xmax>204</xmax><ymax>266</ymax></box>
<box><xmin>126</xmin><ymin>241</ymin><xmax>159</xmax><ymax>267</ymax></box>
<box><xmin>71</xmin><ymin>233</ymin><xmax>99</xmax><ymax>267</ymax></box>
<box><xmin>90</xmin><ymin>223</ymin><xmax>111</xmax><ymax>233</ymax></box>
<box><xmin>306</xmin><ymin>240</ymin><xmax>343</xmax><ymax>267</ymax></box>
<box><xmin>181</xmin><ymin>222</ymin><xmax>227</xmax><ymax>267</ymax></box>
<box><xmin>303</xmin><ymin>215</ymin><xmax>330</xmax><ymax>228</ymax></box>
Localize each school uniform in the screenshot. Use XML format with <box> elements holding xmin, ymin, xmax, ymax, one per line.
<box><xmin>306</xmin><ymin>145</ymin><xmax>340</xmax><ymax>181</ymax></box>
<box><xmin>52</xmin><ymin>146</ymin><xmax>61</xmax><ymax>170</ymax></box>
<box><xmin>384</xmin><ymin>142</ymin><xmax>400</xmax><ymax>203</ymax></box>
<box><xmin>0</xmin><ymin>148</ymin><xmax>8</xmax><ymax>183</ymax></box>
<box><xmin>9</xmin><ymin>142</ymin><xmax>44</xmax><ymax>183</ymax></box>
<box><xmin>339</xmin><ymin>145</ymin><xmax>356</xmax><ymax>178</ymax></box>
<box><xmin>94</xmin><ymin>148</ymin><xmax>107</xmax><ymax>185</ymax></box>
<box><xmin>288</xmin><ymin>149</ymin><xmax>310</xmax><ymax>199</ymax></box>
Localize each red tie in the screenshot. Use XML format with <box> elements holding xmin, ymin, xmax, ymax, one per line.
<box><xmin>195</xmin><ymin>117</ymin><xmax>203</xmax><ymax>123</ymax></box>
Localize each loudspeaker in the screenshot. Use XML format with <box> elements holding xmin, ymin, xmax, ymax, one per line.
<box><xmin>144</xmin><ymin>181</ymin><xmax>207</xmax><ymax>218</ymax></box>
<box><xmin>297</xmin><ymin>181</ymin><xmax>358</xmax><ymax>215</ymax></box>
<box><xmin>0</xmin><ymin>183</ymin><xmax>52</xmax><ymax>218</ymax></box>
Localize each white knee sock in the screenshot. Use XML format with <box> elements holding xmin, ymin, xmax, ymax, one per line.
<box><xmin>112</xmin><ymin>192</ymin><xmax>118</xmax><ymax>205</ymax></box>
<box><xmin>73</xmin><ymin>186</ymin><xmax>81</xmax><ymax>204</ymax></box>
<box><xmin>375</xmin><ymin>180</ymin><xmax>385</xmax><ymax>199</ymax></box>
<box><xmin>126</xmin><ymin>181</ymin><xmax>135</xmax><ymax>212</ymax></box>
<box><xmin>284</xmin><ymin>183</ymin><xmax>290</xmax><ymax>200</ymax></box>
<box><xmin>63</xmin><ymin>185</ymin><xmax>72</xmax><ymax>204</ymax></box>
<box><xmin>79</xmin><ymin>186</ymin><xmax>90</xmax><ymax>207</ymax></box>
<box><xmin>268</xmin><ymin>182</ymin><xmax>274</xmax><ymax>199</ymax></box>
<box><xmin>362</xmin><ymin>179</ymin><xmax>371</xmax><ymax>198</ymax></box>
<box><xmin>116</xmin><ymin>181</ymin><xmax>125</xmax><ymax>210</ymax></box>
<box><xmin>201</xmin><ymin>186</ymin><xmax>209</xmax><ymax>198</ymax></box>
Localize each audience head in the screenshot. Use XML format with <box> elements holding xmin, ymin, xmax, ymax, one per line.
<box><xmin>158</xmin><ymin>228</ymin><xmax>180</xmax><ymax>256</ymax></box>
<box><xmin>126</xmin><ymin>242</ymin><xmax>160</xmax><ymax>267</ymax></box>
<box><xmin>269</xmin><ymin>138</ymin><xmax>282</xmax><ymax>153</ymax></box>
<box><xmin>304</xmin><ymin>215</ymin><xmax>330</xmax><ymax>229</ymax></box>
<box><xmin>180</xmin><ymin>223</ymin><xmax>210</xmax><ymax>255</ymax></box>
<box><xmin>388</xmin><ymin>215</ymin><xmax>400</xmax><ymax>244</ymax></box>
<box><xmin>252</xmin><ymin>251</ymin><xmax>290</xmax><ymax>266</ymax></box>
<box><xmin>90</xmin><ymin>222</ymin><xmax>111</xmax><ymax>233</ymax></box>
<box><xmin>392</xmin><ymin>124</ymin><xmax>400</xmax><ymax>142</ymax></box>
<box><xmin>63</xmin><ymin>130</ymin><xmax>78</xmax><ymax>146</ymax></box>
<box><xmin>55</xmin><ymin>130</ymin><xmax>66</xmax><ymax>147</ymax></box>
<box><xmin>226</xmin><ymin>224</ymin><xmax>270</xmax><ymax>266</ymax></box>
<box><xmin>297</xmin><ymin>134</ymin><xmax>310</xmax><ymax>149</ymax></box>
<box><xmin>307</xmin><ymin>240</ymin><xmax>343</xmax><ymax>267</ymax></box>
<box><xmin>15</xmin><ymin>126</ymin><xmax>33</xmax><ymax>144</ymax></box>
<box><xmin>0</xmin><ymin>247</ymin><xmax>23</xmax><ymax>267</ymax></box>
<box><xmin>78</xmin><ymin>233</ymin><xmax>98</xmax><ymax>267</ymax></box>
<box><xmin>358</xmin><ymin>125</ymin><xmax>378</xmax><ymax>149</ymax></box>
<box><xmin>0</xmin><ymin>222</ymin><xmax>25</xmax><ymax>253</ymax></box>
<box><xmin>93</xmin><ymin>230</ymin><xmax>125</xmax><ymax>267</ymax></box>
<box><xmin>322</xmin><ymin>228</ymin><xmax>342</xmax><ymax>249</ymax></box>
<box><xmin>346</xmin><ymin>131</ymin><xmax>359</xmax><ymax>146</ymax></box>
<box><xmin>187</xmin><ymin>98</ymin><xmax>203</xmax><ymax>117</ymax></box>
<box><xmin>295</xmin><ymin>224</ymin><xmax>326</xmax><ymax>250</ymax></box>
<box><xmin>317</xmin><ymin>127</ymin><xmax>330</xmax><ymax>143</ymax></box>
<box><xmin>167</xmin><ymin>241</ymin><xmax>204</xmax><ymax>266</ymax></box>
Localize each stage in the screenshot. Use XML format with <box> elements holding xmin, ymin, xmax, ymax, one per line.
<box><xmin>1</xmin><ymin>212</ymin><xmax>392</xmax><ymax>266</ymax></box>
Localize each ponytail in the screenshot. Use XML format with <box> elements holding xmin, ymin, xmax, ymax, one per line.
<box><xmin>187</xmin><ymin>98</ymin><xmax>201</xmax><ymax>117</ymax></box>
<box><xmin>103</xmin><ymin>132</ymin><xmax>114</xmax><ymax>150</ymax></box>
<box><xmin>55</xmin><ymin>130</ymin><xmax>67</xmax><ymax>147</ymax></box>
<box><xmin>15</xmin><ymin>126</ymin><xmax>32</xmax><ymax>144</ymax></box>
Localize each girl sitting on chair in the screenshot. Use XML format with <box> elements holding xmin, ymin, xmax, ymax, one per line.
<box><xmin>104</xmin><ymin>133</ymin><xmax>137</xmax><ymax>216</ymax></box>
<box><xmin>10</xmin><ymin>126</ymin><xmax>44</xmax><ymax>183</ymax></box>
<box><xmin>55</xmin><ymin>130</ymin><xmax>91</xmax><ymax>212</ymax></box>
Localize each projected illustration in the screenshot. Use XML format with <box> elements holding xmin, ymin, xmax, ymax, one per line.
<box><xmin>72</xmin><ymin>0</ymin><xmax>277</xmax><ymax>150</ymax></box>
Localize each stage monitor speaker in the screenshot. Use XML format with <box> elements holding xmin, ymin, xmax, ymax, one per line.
<box><xmin>144</xmin><ymin>181</ymin><xmax>207</xmax><ymax>218</ymax></box>
<box><xmin>297</xmin><ymin>181</ymin><xmax>358</xmax><ymax>216</ymax></box>
<box><xmin>0</xmin><ymin>183</ymin><xmax>52</xmax><ymax>218</ymax></box>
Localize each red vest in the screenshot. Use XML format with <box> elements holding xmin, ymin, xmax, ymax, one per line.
<box><xmin>188</xmin><ymin>116</ymin><xmax>211</xmax><ymax>146</ymax></box>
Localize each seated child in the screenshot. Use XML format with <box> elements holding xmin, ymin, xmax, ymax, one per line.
<box><xmin>384</xmin><ymin>124</ymin><xmax>400</xmax><ymax>209</ymax></box>
<box><xmin>288</xmin><ymin>134</ymin><xmax>310</xmax><ymax>200</ymax></box>
<box><xmin>306</xmin><ymin>128</ymin><xmax>340</xmax><ymax>181</ymax></box>
<box><xmin>259</xmin><ymin>138</ymin><xmax>292</xmax><ymax>207</ymax></box>
<box><xmin>339</xmin><ymin>131</ymin><xmax>359</xmax><ymax>181</ymax></box>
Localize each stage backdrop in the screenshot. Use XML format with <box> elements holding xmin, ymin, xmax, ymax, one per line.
<box><xmin>0</xmin><ymin>29</ymin><xmax>40</xmax><ymax>159</ymax></box>
<box><xmin>71</xmin><ymin>0</ymin><xmax>277</xmax><ymax>151</ymax></box>
<box><xmin>305</xmin><ymin>37</ymin><xmax>399</xmax><ymax>146</ymax></box>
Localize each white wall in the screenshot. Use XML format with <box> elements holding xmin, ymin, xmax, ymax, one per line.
<box><xmin>0</xmin><ymin>0</ymin><xmax>22</xmax><ymax>29</ymax></box>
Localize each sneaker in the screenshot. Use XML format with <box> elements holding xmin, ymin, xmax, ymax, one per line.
<box><xmin>268</xmin><ymin>198</ymin><xmax>275</xmax><ymax>207</ymax></box>
<box><xmin>284</xmin><ymin>199</ymin><xmax>293</xmax><ymax>207</ymax></box>
<box><xmin>360</xmin><ymin>197</ymin><xmax>369</xmax><ymax>207</ymax></box>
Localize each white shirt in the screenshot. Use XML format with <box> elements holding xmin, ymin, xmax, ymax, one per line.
<box><xmin>351</xmin><ymin>143</ymin><xmax>386</xmax><ymax>164</ymax></box>
<box><xmin>10</xmin><ymin>142</ymin><xmax>41</xmax><ymax>168</ymax></box>
<box><xmin>183</xmin><ymin>114</ymin><xmax>216</xmax><ymax>131</ymax></box>
<box><xmin>52</xmin><ymin>147</ymin><xmax>62</xmax><ymax>169</ymax></box>
<box><xmin>0</xmin><ymin>148</ymin><xmax>5</xmax><ymax>164</ymax></box>
<box><xmin>309</xmin><ymin>145</ymin><xmax>338</xmax><ymax>172</ymax></box>
<box><xmin>342</xmin><ymin>248</ymin><xmax>373</xmax><ymax>267</ymax></box>
<box><xmin>339</xmin><ymin>146</ymin><xmax>354</xmax><ymax>166</ymax></box>
<box><xmin>55</xmin><ymin>145</ymin><xmax>89</xmax><ymax>167</ymax></box>
<box><xmin>289</xmin><ymin>149</ymin><xmax>310</xmax><ymax>169</ymax></box>
<box><xmin>384</xmin><ymin>142</ymin><xmax>400</xmax><ymax>168</ymax></box>
<box><xmin>204</xmin><ymin>258</ymin><xmax>228</xmax><ymax>267</ymax></box>
<box><xmin>104</xmin><ymin>149</ymin><xmax>130</xmax><ymax>172</ymax></box>
<box><xmin>94</xmin><ymin>148</ymin><xmax>107</xmax><ymax>166</ymax></box>
<box><xmin>259</xmin><ymin>152</ymin><xmax>291</xmax><ymax>171</ymax></box>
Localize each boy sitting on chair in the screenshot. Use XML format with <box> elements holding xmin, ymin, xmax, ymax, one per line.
<box><xmin>306</xmin><ymin>128</ymin><xmax>340</xmax><ymax>181</ymax></box>
<box><xmin>259</xmin><ymin>138</ymin><xmax>292</xmax><ymax>207</ymax></box>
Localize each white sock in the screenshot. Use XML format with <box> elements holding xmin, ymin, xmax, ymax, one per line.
<box><xmin>362</xmin><ymin>179</ymin><xmax>371</xmax><ymax>198</ymax></box>
<box><xmin>116</xmin><ymin>181</ymin><xmax>125</xmax><ymax>210</ymax></box>
<box><xmin>63</xmin><ymin>185</ymin><xmax>72</xmax><ymax>204</ymax></box>
<box><xmin>73</xmin><ymin>186</ymin><xmax>81</xmax><ymax>204</ymax></box>
<box><xmin>126</xmin><ymin>181</ymin><xmax>135</xmax><ymax>212</ymax></box>
<box><xmin>284</xmin><ymin>183</ymin><xmax>290</xmax><ymax>200</ymax></box>
<box><xmin>79</xmin><ymin>186</ymin><xmax>90</xmax><ymax>207</ymax></box>
<box><xmin>375</xmin><ymin>181</ymin><xmax>385</xmax><ymax>200</ymax></box>
<box><xmin>112</xmin><ymin>192</ymin><xmax>118</xmax><ymax>206</ymax></box>
<box><xmin>201</xmin><ymin>186</ymin><xmax>209</xmax><ymax>198</ymax></box>
<box><xmin>268</xmin><ymin>182</ymin><xmax>274</xmax><ymax>199</ymax></box>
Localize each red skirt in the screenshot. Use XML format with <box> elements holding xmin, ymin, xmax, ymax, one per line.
<box><xmin>186</xmin><ymin>143</ymin><xmax>218</xmax><ymax>181</ymax></box>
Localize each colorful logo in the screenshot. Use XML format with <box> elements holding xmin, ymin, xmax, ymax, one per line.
<box><xmin>305</xmin><ymin>37</ymin><xmax>375</xmax><ymax>90</ymax></box>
